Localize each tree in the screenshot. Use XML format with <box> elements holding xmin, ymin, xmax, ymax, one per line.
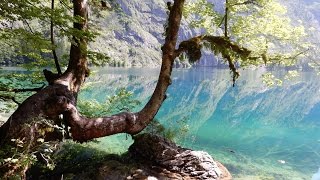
<box><xmin>0</xmin><ymin>0</ymin><xmax>185</xmax><ymax>140</ymax></box>
<box><xmin>0</xmin><ymin>0</ymin><xmax>310</xmax><ymax>177</ymax></box>
<box><xmin>181</xmin><ymin>0</ymin><xmax>309</xmax><ymax>84</ymax></box>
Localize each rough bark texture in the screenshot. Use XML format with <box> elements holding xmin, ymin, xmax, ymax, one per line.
<box><xmin>56</xmin><ymin>0</ymin><xmax>89</xmax><ymax>94</ymax></box>
<box><xmin>0</xmin><ymin>84</ymin><xmax>74</xmax><ymax>144</ymax></box>
<box><xmin>62</xmin><ymin>0</ymin><xmax>185</xmax><ymax>142</ymax></box>
<box><xmin>0</xmin><ymin>0</ymin><xmax>185</xmax><ymax>144</ymax></box>
<box><xmin>0</xmin><ymin>1</ymin><xmax>232</xmax><ymax>179</ymax></box>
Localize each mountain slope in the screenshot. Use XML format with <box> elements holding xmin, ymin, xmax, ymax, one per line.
<box><xmin>91</xmin><ymin>0</ymin><xmax>320</xmax><ymax>67</ymax></box>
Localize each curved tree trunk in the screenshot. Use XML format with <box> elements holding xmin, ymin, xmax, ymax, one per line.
<box><xmin>0</xmin><ymin>0</ymin><xmax>185</xmax><ymax>144</ymax></box>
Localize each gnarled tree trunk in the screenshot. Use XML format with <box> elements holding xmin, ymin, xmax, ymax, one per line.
<box><xmin>0</xmin><ymin>0</ymin><xmax>185</xmax><ymax>144</ymax></box>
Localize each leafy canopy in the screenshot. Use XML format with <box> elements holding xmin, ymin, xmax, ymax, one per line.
<box><xmin>0</xmin><ymin>0</ymin><xmax>110</xmax><ymax>107</ymax></box>
<box><xmin>0</xmin><ymin>0</ymin><xmax>109</xmax><ymax>69</ymax></box>
<box><xmin>183</xmin><ymin>0</ymin><xmax>310</xmax><ymax>67</ymax></box>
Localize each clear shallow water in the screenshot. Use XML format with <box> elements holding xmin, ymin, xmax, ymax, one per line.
<box><xmin>1</xmin><ymin>66</ymin><xmax>319</xmax><ymax>179</ymax></box>
<box><xmin>81</xmin><ymin>67</ymin><xmax>320</xmax><ymax>179</ymax></box>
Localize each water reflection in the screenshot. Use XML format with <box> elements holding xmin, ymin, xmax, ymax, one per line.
<box><xmin>82</xmin><ymin>67</ymin><xmax>320</xmax><ymax>179</ymax></box>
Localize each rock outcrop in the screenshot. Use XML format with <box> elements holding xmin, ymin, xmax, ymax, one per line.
<box><xmin>114</xmin><ymin>133</ymin><xmax>232</xmax><ymax>180</ymax></box>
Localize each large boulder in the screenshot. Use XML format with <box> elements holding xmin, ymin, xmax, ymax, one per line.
<box><xmin>127</xmin><ymin>133</ymin><xmax>232</xmax><ymax>180</ymax></box>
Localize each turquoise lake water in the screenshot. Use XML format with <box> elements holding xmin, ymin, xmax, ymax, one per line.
<box><xmin>1</xmin><ymin>66</ymin><xmax>319</xmax><ymax>179</ymax></box>
<box><xmin>80</xmin><ymin>67</ymin><xmax>320</xmax><ymax>179</ymax></box>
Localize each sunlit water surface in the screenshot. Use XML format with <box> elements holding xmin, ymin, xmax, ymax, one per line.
<box><xmin>80</xmin><ymin>67</ymin><xmax>320</xmax><ymax>179</ymax></box>
<box><xmin>2</xmin><ymin>67</ymin><xmax>319</xmax><ymax>179</ymax></box>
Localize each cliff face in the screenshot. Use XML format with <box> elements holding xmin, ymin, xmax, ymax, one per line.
<box><xmin>90</xmin><ymin>0</ymin><xmax>166</xmax><ymax>67</ymax></box>
<box><xmin>90</xmin><ymin>0</ymin><xmax>320</xmax><ymax>67</ymax></box>
<box><xmin>91</xmin><ymin>0</ymin><xmax>221</xmax><ymax>67</ymax></box>
<box><xmin>1</xmin><ymin>1</ymin><xmax>318</xmax><ymax>67</ymax></box>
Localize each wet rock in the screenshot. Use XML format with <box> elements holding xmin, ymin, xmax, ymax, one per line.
<box><xmin>129</xmin><ymin>133</ymin><xmax>232</xmax><ymax>180</ymax></box>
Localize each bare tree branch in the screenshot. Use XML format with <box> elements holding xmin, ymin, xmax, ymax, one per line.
<box><xmin>22</xmin><ymin>19</ymin><xmax>34</xmax><ymax>34</ymax></box>
<box><xmin>230</xmin><ymin>0</ymin><xmax>261</xmax><ymax>7</ymax></box>
<box><xmin>59</xmin><ymin>0</ymin><xmax>72</xmax><ymax>11</ymax></box>
<box><xmin>62</xmin><ymin>0</ymin><xmax>186</xmax><ymax>142</ymax></box>
<box><xmin>218</xmin><ymin>15</ymin><xmax>226</xmax><ymax>28</ymax></box>
<box><xmin>223</xmin><ymin>54</ymin><xmax>239</xmax><ymax>86</ymax></box>
<box><xmin>224</xmin><ymin>0</ymin><xmax>228</xmax><ymax>37</ymax></box>
<box><xmin>0</xmin><ymin>85</ymin><xmax>45</xmax><ymax>93</ymax></box>
<box><xmin>51</xmin><ymin>0</ymin><xmax>62</xmax><ymax>75</ymax></box>
<box><xmin>0</xmin><ymin>95</ymin><xmax>21</xmax><ymax>105</ymax></box>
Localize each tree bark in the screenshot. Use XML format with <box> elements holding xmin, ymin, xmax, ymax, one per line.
<box><xmin>63</xmin><ymin>0</ymin><xmax>186</xmax><ymax>142</ymax></box>
<box><xmin>55</xmin><ymin>0</ymin><xmax>89</xmax><ymax>95</ymax></box>
<box><xmin>0</xmin><ymin>0</ymin><xmax>185</xmax><ymax>144</ymax></box>
<box><xmin>224</xmin><ymin>0</ymin><xmax>228</xmax><ymax>37</ymax></box>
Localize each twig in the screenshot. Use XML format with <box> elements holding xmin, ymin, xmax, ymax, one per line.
<box><xmin>51</xmin><ymin>0</ymin><xmax>62</xmax><ymax>75</ymax></box>
<box><xmin>0</xmin><ymin>84</ymin><xmax>45</xmax><ymax>93</ymax></box>
<box><xmin>230</xmin><ymin>0</ymin><xmax>261</xmax><ymax>7</ymax></box>
<box><xmin>22</xmin><ymin>19</ymin><xmax>34</xmax><ymax>34</ymax></box>
<box><xmin>224</xmin><ymin>0</ymin><xmax>228</xmax><ymax>37</ymax></box>
<box><xmin>0</xmin><ymin>95</ymin><xmax>21</xmax><ymax>106</ymax></box>
<box><xmin>224</xmin><ymin>54</ymin><xmax>239</xmax><ymax>87</ymax></box>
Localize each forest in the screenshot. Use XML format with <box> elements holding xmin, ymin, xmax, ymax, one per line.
<box><xmin>0</xmin><ymin>0</ymin><xmax>319</xmax><ymax>179</ymax></box>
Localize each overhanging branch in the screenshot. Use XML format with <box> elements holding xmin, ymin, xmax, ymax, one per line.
<box><xmin>0</xmin><ymin>95</ymin><xmax>21</xmax><ymax>105</ymax></box>
<box><xmin>61</xmin><ymin>0</ymin><xmax>186</xmax><ymax>142</ymax></box>
<box><xmin>51</xmin><ymin>0</ymin><xmax>62</xmax><ymax>75</ymax></box>
<box><xmin>0</xmin><ymin>85</ymin><xmax>45</xmax><ymax>93</ymax></box>
<box><xmin>223</xmin><ymin>54</ymin><xmax>239</xmax><ymax>86</ymax></box>
<box><xmin>230</xmin><ymin>0</ymin><xmax>261</xmax><ymax>7</ymax></box>
<box><xmin>175</xmin><ymin>35</ymin><xmax>250</xmax><ymax>85</ymax></box>
<box><xmin>175</xmin><ymin>35</ymin><xmax>251</xmax><ymax>59</ymax></box>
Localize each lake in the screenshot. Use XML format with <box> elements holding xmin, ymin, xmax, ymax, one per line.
<box><xmin>80</xmin><ymin>67</ymin><xmax>320</xmax><ymax>179</ymax></box>
<box><xmin>1</xmin><ymin>66</ymin><xmax>319</xmax><ymax>179</ymax></box>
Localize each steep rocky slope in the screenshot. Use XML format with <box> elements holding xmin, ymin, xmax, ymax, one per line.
<box><xmin>91</xmin><ymin>0</ymin><xmax>219</xmax><ymax>67</ymax></box>
<box><xmin>90</xmin><ymin>0</ymin><xmax>320</xmax><ymax>67</ymax></box>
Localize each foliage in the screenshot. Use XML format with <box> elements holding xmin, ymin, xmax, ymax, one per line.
<box><xmin>183</xmin><ymin>0</ymin><xmax>222</xmax><ymax>34</ymax></box>
<box><xmin>0</xmin><ymin>0</ymin><xmax>109</xmax><ymax>70</ymax></box>
<box><xmin>183</xmin><ymin>0</ymin><xmax>311</xmax><ymax>68</ymax></box>
<box><xmin>49</xmin><ymin>142</ymin><xmax>109</xmax><ymax>177</ymax></box>
<box><xmin>0</xmin><ymin>0</ymin><xmax>69</xmax><ymax>65</ymax></box>
<box><xmin>0</xmin><ymin>72</ymin><xmax>45</xmax><ymax>111</ymax></box>
<box><xmin>143</xmin><ymin>116</ymin><xmax>190</xmax><ymax>142</ymax></box>
<box><xmin>261</xmin><ymin>72</ymin><xmax>282</xmax><ymax>86</ymax></box>
<box><xmin>30</xmin><ymin>140</ymin><xmax>137</xmax><ymax>179</ymax></box>
<box><xmin>88</xmin><ymin>50</ymin><xmax>111</xmax><ymax>66</ymax></box>
<box><xmin>162</xmin><ymin>116</ymin><xmax>190</xmax><ymax>142</ymax></box>
<box><xmin>0</xmin><ymin>0</ymin><xmax>112</xmax><ymax>110</ymax></box>
<box><xmin>0</xmin><ymin>118</ymin><xmax>61</xmax><ymax>179</ymax></box>
<box><xmin>0</xmin><ymin>141</ymin><xmax>37</xmax><ymax>179</ymax></box>
<box><xmin>78</xmin><ymin>88</ymin><xmax>141</xmax><ymax>118</ymax></box>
